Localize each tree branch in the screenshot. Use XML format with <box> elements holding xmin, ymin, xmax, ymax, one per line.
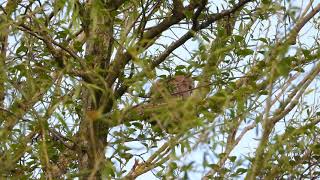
<box><xmin>114</xmin><ymin>0</ymin><xmax>253</xmax><ymax>100</ymax></box>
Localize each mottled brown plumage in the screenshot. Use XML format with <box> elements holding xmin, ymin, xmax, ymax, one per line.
<box><xmin>151</xmin><ymin>75</ymin><xmax>194</xmax><ymax>100</ymax></box>
<box><xmin>168</xmin><ymin>75</ymin><xmax>193</xmax><ymax>98</ymax></box>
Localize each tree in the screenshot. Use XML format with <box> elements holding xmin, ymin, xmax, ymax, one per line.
<box><xmin>1</xmin><ymin>0</ymin><xmax>320</xmax><ymax>179</ymax></box>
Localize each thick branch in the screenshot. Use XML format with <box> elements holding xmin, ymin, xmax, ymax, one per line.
<box><xmin>105</xmin><ymin>1</ymin><xmax>193</xmax><ymax>87</ymax></box>
<box><xmin>114</xmin><ymin>0</ymin><xmax>253</xmax><ymax>99</ymax></box>
<box><xmin>0</xmin><ymin>0</ymin><xmax>22</xmax><ymax>106</ymax></box>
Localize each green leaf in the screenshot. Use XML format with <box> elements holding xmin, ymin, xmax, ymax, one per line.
<box><xmin>276</xmin><ymin>56</ymin><xmax>295</xmax><ymax>76</ymax></box>
<box><xmin>169</xmin><ymin>162</ymin><xmax>178</xmax><ymax>170</ymax></box>
<box><xmin>257</xmin><ymin>38</ymin><xmax>268</xmax><ymax>44</ymax></box>
<box><xmin>302</xmin><ymin>49</ymin><xmax>311</xmax><ymax>58</ymax></box>
<box><xmin>16</xmin><ymin>45</ymin><xmax>28</xmax><ymax>54</ymax></box>
<box><xmin>229</xmin><ymin>156</ymin><xmax>237</xmax><ymax>162</ymax></box>
<box><xmin>259</xmin><ymin>90</ymin><xmax>269</xmax><ymax>95</ymax></box>
<box><xmin>73</xmin><ymin>41</ymin><xmax>83</xmax><ymax>52</ymax></box>
<box><xmin>262</xmin><ymin>0</ymin><xmax>271</xmax><ymax>4</ymax></box>
<box><xmin>175</xmin><ymin>65</ymin><xmax>186</xmax><ymax>71</ymax></box>
<box><xmin>209</xmin><ymin>91</ymin><xmax>228</xmax><ymax>113</ymax></box>
<box><xmin>235</xmin><ymin>168</ymin><xmax>247</xmax><ymax>175</ymax></box>
<box><xmin>184</xmin><ymin>10</ymin><xmax>193</xmax><ymax>20</ymax></box>
<box><xmin>233</xmin><ymin>35</ymin><xmax>244</xmax><ymax>42</ymax></box>
<box><xmin>209</xmin><ymin>164</ymin><xmax>220</xmax><ymax>171</ymax></box>
<box><xmin>101</xmin><ymin>160</ymin><xmax>116</xmax><ymax>178</ymax></box>
<box><xmin>201</xmin><ymin>33</ymin><xmax>210</xmax><ymax>42</ymax></box>
<box><xmin>294</xmin><ymin>67</ymin><xmax>305</xmax><ymax>72</ymax></box>
<box><xmin>236</xmin><ymin>49</ymin><xmax>254</xmax><ymax>57</ymax></box>
<box><xmin>56</xmin><ymin>30</ymin><xmax>69</xmax><ymax>39</ymax></box>
<box><xmin>54</xmin><ymin>112</ymin><xmax>69</xmax><ymax>132</ymax></box>
<box><xmin>132</xmin><ymin>122</ymin><xmax>143</xmax><ymax>130</ymax></box>
<box><xmin>54</xmin><ymin>0</ymin><xmax>67</xmax><ymax>13</ymax></box>
<box><xmin>218</xmin><ymin>153</ymin><xmax>227</xmax><ymax>159</ymax></box>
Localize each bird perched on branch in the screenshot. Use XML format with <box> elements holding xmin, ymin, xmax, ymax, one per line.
<box><xmin>151</xmin><ymin>74</ymin><xmax>194</xmax><ymax>100</ymax></box>
<box><xmin>130</xmin><ymin>74</ymin><xmax>194</xmax><ymax>134</ymax></box>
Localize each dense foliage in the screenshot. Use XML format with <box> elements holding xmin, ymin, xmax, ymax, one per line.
<box><xmin>1</xmin><ymin>0</ymin><xmax>320</xmax><ymax>179</ymax></box>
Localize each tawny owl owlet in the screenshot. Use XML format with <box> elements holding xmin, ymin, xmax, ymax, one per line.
<box><xmin>151</xmin><ymin>75</ymin><xmax>194</xmax><ymax>100</ymax></box>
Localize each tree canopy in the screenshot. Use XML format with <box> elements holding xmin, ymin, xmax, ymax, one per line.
<box><xmin>1</xmin><ymin>0</ymin><xmax>320</xmax><ymax>179</ymax></box>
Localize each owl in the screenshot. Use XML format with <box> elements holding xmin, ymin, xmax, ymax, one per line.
<box><xmin>151</xmin><ymin>75</ymin><xmax>194</xmax><ymax>100</ymax></box>
<box><xmin>168</xmin><ymin>75</ymin><xmax>193</xmax><ymax>98</ymax></box>
<box><xmin>132</xmin><ymin>75</ymin><xmax>194</xmax><ymax>134</ymax></box>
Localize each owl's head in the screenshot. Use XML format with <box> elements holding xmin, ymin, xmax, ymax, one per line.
<box><xmin>168</xmin><ymin>75</ymin><xmax>194</xmax><ymax>98</ymax></box>
<box><xmin>151</xmin><ymin>75</ymin><xmax>194</xmax><ymax>99</ymax></box>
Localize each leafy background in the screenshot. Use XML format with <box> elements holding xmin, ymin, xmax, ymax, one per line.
<box><xmin>1</xmin><ymin>0</ymin><xmax>320</xmax><ymax>179</ymax></box>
